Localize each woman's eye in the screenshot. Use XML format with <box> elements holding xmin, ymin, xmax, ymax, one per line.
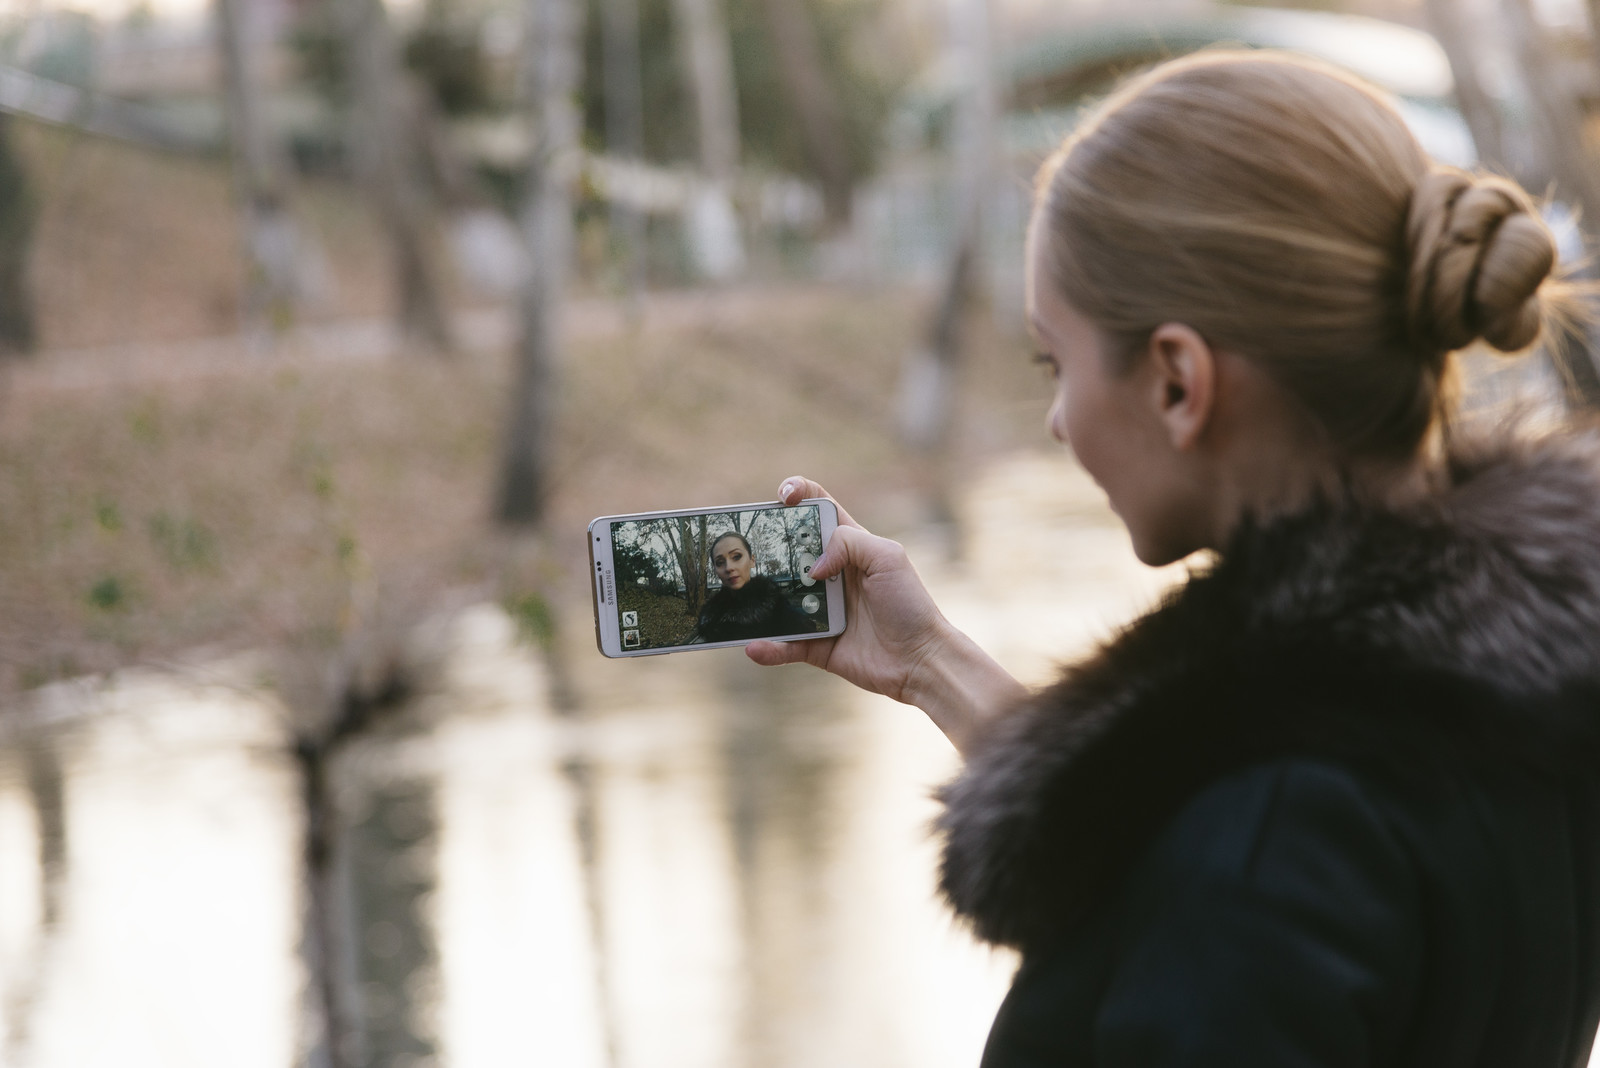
<box><xmin>1032</xmin><ymin>351</ymin><xmax>1059</xmax><ymax>380</ymax></box>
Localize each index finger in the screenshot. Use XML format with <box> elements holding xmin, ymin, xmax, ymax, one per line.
<box><xmin>777</xmin><ymin>475</ymin><xmax>864</xmax><ymax>530</ymax></box>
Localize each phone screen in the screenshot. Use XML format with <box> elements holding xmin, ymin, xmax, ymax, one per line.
<box><xmin>602</xmin><ymin>503</ymin><xmax>832</xmax><ymax>653</ymax></box>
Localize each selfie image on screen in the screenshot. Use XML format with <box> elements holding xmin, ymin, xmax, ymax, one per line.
<box><xmin>610</xmin><ymin>505</ymin><xmax>828</xmax><ymax>650</ymax></box>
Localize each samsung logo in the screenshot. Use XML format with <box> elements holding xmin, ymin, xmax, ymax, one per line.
<box><xmin>601</xmin><ymin>568</ymin><xmax>616</xmax><ymax>606</ymax></box>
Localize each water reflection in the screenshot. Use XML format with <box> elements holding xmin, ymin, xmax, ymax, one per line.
<box><xmin>344</xmin><ymin>776</ymin><xmax>440</xmax><ymax>1067</ymax></box>
<box><xmin>428</xmin><ymin>630</ymin><xmax>607</xmax><ymax>1067</ymax></box>
<box><xmin>2</xmin><ymin>670</ymin><xmax>299</xmax><ymax>1068</ymax></box>
<box><xmin>0</xmin><ymin>452</ymin><xmax>1181</xmax><ymax>1068</ymax></box>
<box><xmin>716</xmin><ymin>660</ymin><xmax>848</xmax><ymax>1068</ymax></box>
<box><xmin>0</xmin><ymin>740</ymin><xmax>62</xmax><ymax>1063</ymax></box>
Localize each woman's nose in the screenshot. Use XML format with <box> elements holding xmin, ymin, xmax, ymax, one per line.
<box><xmin>1047</xmin><ymin>395</ymin><xmax>1068</xmax><ymax>444</ymax></box>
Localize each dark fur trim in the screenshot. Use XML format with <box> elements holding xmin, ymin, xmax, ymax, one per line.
<box><xmin>697</xmin><ymin>576</ymin><xmax>815</xmax><ymax>642</ymax></box>
<box><xmin>937</xmin><ymin>432</ymin><xmax>1600</xmax><ymax>950</ymax></box>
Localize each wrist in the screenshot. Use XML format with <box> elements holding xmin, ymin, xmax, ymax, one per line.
<box><xmin>902</xmin><ymin>621</ymin><xmax>1028</xmax><ymax>757</ymax></box>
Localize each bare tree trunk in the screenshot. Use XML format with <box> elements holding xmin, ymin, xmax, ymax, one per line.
<box><xmin>1424</xmin><ymin>0</ymin><xmax>1513</xmax><ymax>171</ymax></box>
<box><xmin>1502</xmin><ymin>0</ymin><xmax>1600</xmax><ymax>221</ymax></box>
<box><xmin>332</xmin><ymin>0</ymin><xmax>454</xmax><ymax>352</ymax></box>
<box><xmin>215</xmin><ymin>0</ymin><xmax>301</xmax><ymax>338</ymax></box>
<box><xmin>672</xmin><ymin>0</ymin><xmax>739</xmax><ymax>181</ymax></box>
<box><xmin>559</xmin><ymin>752</ymin><xmax>619</xmax><ymax>1066</ymax></box>
<box><xmin>495</xmin><ymin>0</ymin><xmax>584</xmax><ymax>525</ymax></box>
<box><xmin>602</xmin><ymin>0</ymin><xmax>647</xmax><ymax>305</ymax></box>
<box><xmin>287</xmin><ymin>635</ymin><xmax>419</xmax><ymax>1068</ymax></box>
<box><xmin>1590</xmin><ymin>0</ymin><xmax>1600</xmax><ymax>78</ymax></box>
<box><xmin>411</xmin><ymin>89</ymin><xmax>475</xmax><ymax>212</ymax></box>
<box><xmin>898</xmin><ymin>228</ymin><xmax>974</xmax><ymax>453</ymax></box>
<box><xmin>780</xmin><ymin>509</ymin><xmax>800</xmax><ymax>580</ymax></box>
<box><xmin>896</xmin><ymin>0</ymin><xmax>994</xmax><ymax>459</ymax></box>
<box><xmin>756</xmin><ymin>0</ymin><xmax>852</xmax><ymax>227</ymax></box>
<box><xmin>0</xmin><ymin>113</ymin><xmax>36</xmax><ymax>359</ymax></box>
<box><xmin>297</xmin><ymin>739</ymin><xmax>358</xmax><ymax>1068</ymax></box>
<box><xmin>676</xmin><ymin>517</ymin><xmax>697</xmax><ymax>616</ymax></box>
<box><xmin>1501</xmin><ymin>0</ymin><xmax>1600</xmax><ymax>409</ymax></box>
<box><xmin>347</xmin><ymin>778</ymin><xmax>439</xmax><ymax>1066</ymax></box>
<box><xmin>670</xmin><ymin>0</ymin><xmax>745</xmax><ymax>279</ymax></box>
<box><xmin>667</xmin><ymin>515</ymin><xmax>710</xmax><ymax>618</ymax></box>
<box><xmin>693</xmin><ymin>514</ymin><xmax>708</xmax><ymax>611</ymax></box>
<box><xmin>3</xmin><ymin>740</ymin><xmax>65</xmax><ymax>1065</ymax></box>
<box><xmin>893</xmin><ymin>0</ymin><xmax>995</xmax><ymax>546</ymax></box>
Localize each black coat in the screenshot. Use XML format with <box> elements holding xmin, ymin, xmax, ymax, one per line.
<box><xmin>696</xmin><ymin>576</ymin><xmax>818</xmax><ymax>643</ymax></box>
<box><xmin>937</xmin><ymin>433</ymin><xmax>1600</xmax><ymax>1067</ymax></box>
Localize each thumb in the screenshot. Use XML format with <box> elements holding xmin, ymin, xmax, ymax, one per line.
<box><xmin>810</xmin><ymin>524</ymin><xmax>893</xmax><ymax>582</ymax></box>
<box><xmin>745</xmin><ymin>639</ymin><xmax>810</xmax><ymax>667</ymax></box>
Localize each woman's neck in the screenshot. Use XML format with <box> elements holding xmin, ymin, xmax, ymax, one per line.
<box><xmin>1212</xmin><ymin>438</ymin><xmax>1434</xmax><ymax>548</ymax></box>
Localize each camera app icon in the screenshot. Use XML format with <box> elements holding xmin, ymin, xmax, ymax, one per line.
<box><xmin>623</xmin><ymin>629</ymin><xmax>641</xmax><ymax>649</ymax></box>
<box><xmin>621</xmin><ymin>610</ymin><xmax>638</xmax><ymax>627</ymax></box>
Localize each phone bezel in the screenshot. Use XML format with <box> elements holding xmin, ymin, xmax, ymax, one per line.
<box><xmin>589</xmin><ymin>498</ymin><xmax>844</xmax><ymax>658</ymax></box>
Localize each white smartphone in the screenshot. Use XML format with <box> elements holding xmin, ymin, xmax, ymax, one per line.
<box><xmin>589</xmin><ymin>498</ymin><xmax>846</xmax><ymax>657</ymax></box>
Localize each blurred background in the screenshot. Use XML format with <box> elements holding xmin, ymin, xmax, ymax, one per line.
<box><xmin>1</xmin><ymin>0</ymin><xmax>1599</xmax><ymax>1061</ymax></box>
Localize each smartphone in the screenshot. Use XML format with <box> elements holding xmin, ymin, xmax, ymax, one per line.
<box><xmin>589</xmin><ymin>498</ymin><xmax>846</xmax><ymax>657</ymax></box>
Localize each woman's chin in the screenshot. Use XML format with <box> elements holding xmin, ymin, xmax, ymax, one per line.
<box><xmin>1129</xmin><ymin>528</ymin><xmax>1208</xmax><ymax>568</ymax></box>
<box><xmin>1125</xmin><ymin>526</ymin><xmax>1180</xmax><ymax>568</ymax></box>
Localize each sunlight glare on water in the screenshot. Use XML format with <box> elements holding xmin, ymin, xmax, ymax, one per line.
<box><xmin>1</xmin><ymin>670</ymin><xmax>298</xmax><ymax>1068</ymax></box>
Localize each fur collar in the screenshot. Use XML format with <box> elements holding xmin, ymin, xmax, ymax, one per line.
<box><xmin>701</xmin><ymin>575</ymin><xmax>786</xmax><ymax>626</ymax></box>
<box><xmin>937</xmin><ymin>432</ymin><xmax>1600</xmax><ymax>950</ymax></box>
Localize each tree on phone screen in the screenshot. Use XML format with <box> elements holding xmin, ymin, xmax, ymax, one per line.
<box><xmin>659</xmin><ymin>514</ymin><xmax>710</xmax><ymax>618</ymax></box>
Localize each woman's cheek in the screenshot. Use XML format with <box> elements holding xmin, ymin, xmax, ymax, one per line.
<box><xmin>1050</xmin><ymin>379</ymin><xmax>1121</xmax><ymax>508</ymax></box>
<box><xmin>1062</xmin><ymin>389</ymin><xmax>1102</xmax><ymax>472</ymax></box>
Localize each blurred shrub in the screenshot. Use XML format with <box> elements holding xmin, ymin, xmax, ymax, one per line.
<box><xmin>148</xmin><ymin>512</ymin><xmax>219</xmax><ymax>573</ymax></box>
<box><xmin>404</xmin><ymin>22</ymin><xmax>496</xmax><ymax>117</ymax></box>
<box><xmin>287</xmin><ymin>0</ymin><xmax>907</xmax><ymax>191</ymax></box>
<box><xmin>579</xmin><ymin>0</ymin><xmax>906</xmax><ymax>182</ymax></box>
<box><xmin>87</xmin><ymin>575</ymin><xmax>127</xmax><ymax>611</ymax></box>
<box><xmin>612</xmin><ymin>537</ymin><xmax>661</xmax><ymax>588</ymax></box>
<box><xmin>506</xmin><ymin>590</ymin><xmax>557</xmax><ymax>652</ymax></box>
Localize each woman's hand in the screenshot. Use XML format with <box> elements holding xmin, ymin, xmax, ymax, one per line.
<box><xmin>746</xmin><ymin>477</ymin><xmax>1028</xmax><ymax>755</ymax></box>
<box><xmin>745</xmin><ymin>476</ymin><xmax>943</xmax><ymax>702</ymax></box>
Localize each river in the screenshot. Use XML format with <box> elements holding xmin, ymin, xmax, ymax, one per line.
<box><xmin>7</xmin><ymin>447</ymin><xmax>1583</xmax><ymax>1067</ymax></box>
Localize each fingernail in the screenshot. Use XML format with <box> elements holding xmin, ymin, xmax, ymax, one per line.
<box><xmin>780</xmin><ymin>482</ymin><xmax>796</xmax><ymax>499</ymax></box>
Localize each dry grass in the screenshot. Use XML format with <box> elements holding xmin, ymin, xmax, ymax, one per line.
<box><xmin>19</xmin><ymin>119</ymin><xmax>397</xmax><ymax>351</ymax></box>
<box><xmin>0</xmin><ymin>283</ymin><xmax>1049</xmax><ymax>695</ymax></box>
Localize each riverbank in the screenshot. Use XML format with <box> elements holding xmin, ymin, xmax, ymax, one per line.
<box><xmin>0</xmin><ymin>285</ymin><xmax>1048</xmax><ymax>698</ymax></box>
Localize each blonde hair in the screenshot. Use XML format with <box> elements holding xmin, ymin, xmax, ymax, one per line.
<box><xmin>1035</xmin><ymin>51</ymin><xmax>1564</xmax><ymax>459</ymax></box>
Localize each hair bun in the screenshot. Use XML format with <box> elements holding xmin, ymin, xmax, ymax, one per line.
<box><xmin>1405</xmin><ymin>170</ymin><xmax>1556</xmax><ymax>355</ymax></box>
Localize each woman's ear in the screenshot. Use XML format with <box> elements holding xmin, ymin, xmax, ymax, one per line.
<box><xmin>1144</xmin><ymin>323</ymin><xmax>1216</xmax><ymax>451</ymax></box>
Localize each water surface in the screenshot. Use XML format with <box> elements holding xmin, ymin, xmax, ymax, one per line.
<box><xmin>0</xmin><ymin>453</ymin><xmax>1208</xmax><ymax>1068</ymax></box>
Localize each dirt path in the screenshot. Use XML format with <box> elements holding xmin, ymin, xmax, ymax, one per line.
<box><xmin>2</xmin><ymin>285</ymin><xmax>866</xmax><ymax>398</ymax></box>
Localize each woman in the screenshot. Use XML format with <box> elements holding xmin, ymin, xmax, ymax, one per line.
<box><xmin>695</xmin><ymin>531</ymin><xmax>818</xmax><ymax>643</ymax></box>
<box><xmin>750</xmin><ymin>52</ymin><xmax>1600</xmax><ymax>1065</ymax></box>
